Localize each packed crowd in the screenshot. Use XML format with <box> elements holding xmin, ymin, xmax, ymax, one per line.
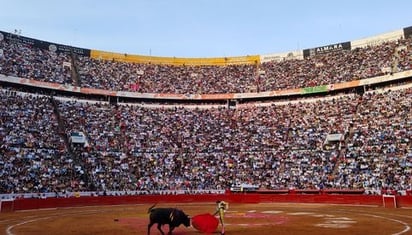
<box><xmin>0</xmin><ymin>40</ymin><xmax>72</xmax><ymax>84</ymax></box>
<box><xmin>259</xmin><ymin>40</ymin><xmax>409</xmax><ymax>91</ymax></box>
<box><xmin>0</xmin><ymin>33</ymin><xmax>411</xmax><ymax>196</ymax></box>
<box><xmin>0</xmin><ymin>90</ymin><xmax>76</xmax><ymax>194</ymax></box>
<box><xmin>338</xmin><ymin>87</ymin><xmax>412</xmax><ymax>191</ymax></box>
<box><xmin>1</xmin><ymin>36</ymin><xmax>411</xmax><ymax>94</ymax></box>
<box><xmin>60</xmin><ymin>37</ymin><xmax>412</xmax><ymax>93</ymax></box>
<box><xmin>396</xmin><ymin>41</ymin><xmax>412</xmax><ymax>72</ymax></box>
<box><xmin>1</xmin><ymin>87</ymin><xmax>410</xmax><ymax>194</ymax></box>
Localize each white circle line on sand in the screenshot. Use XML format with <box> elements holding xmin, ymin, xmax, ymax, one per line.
<box><xmin>225</xmin><ymin>223</ymin><xmax>281</xmax><ymax>227</ymax></box>
<box><xmin>262</xmin><ymin>210</ymin><xmax>283</xmax><ymax>214</ymax></box>
<box><xmin>361</xmin><ymin>213</ymin><xmax>410</xmax><ymax>235</ymax></box>
<box><xmin>310</xmin><ymin>214</ymin><xmax>334</xmax><ymax>217</ymax></box>
<box><xmin>315</xmin><ymin>223</ymin><xmax>351</xmax><ymax>228</ymax></box>
<box><xmin>6</xmin><ymin>217</ymin><xmax>51</xmax><ymax>235</ymax></box>
<box><xmin>330</xmin><ymin>217</ymin><xmax>353</xmax><ymax>220</ymax></box>
<box><xmin>287</xmin><ymin>212</ymin><xmax>315</xmax><ymax>215</ymax></box>
<box><xmin>325</xmin><ymin>220</ymin><xmax>357</xmax><ymax>224</ymax></box>
<box><xmin>5</xmin><ymin>210</ymin><xmax>103</xmax><ymax>235</ymax></box>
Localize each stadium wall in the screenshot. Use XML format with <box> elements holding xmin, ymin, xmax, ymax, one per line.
<box><xmin>2</xmin><ymin>193</ymin><xmax>412</xmax><ymax>212</ymax></box>
<box><xmin>2</xmin><ymin>70</ymin><xmax>412</xmax><ymax>101</ymax></box>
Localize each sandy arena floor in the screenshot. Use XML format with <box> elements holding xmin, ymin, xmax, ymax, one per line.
<box><xmin>1</xmin><ymin>203</ymin><xmax>411</xmax><ymax>235</ymax></box>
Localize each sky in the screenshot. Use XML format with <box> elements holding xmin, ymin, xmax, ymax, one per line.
<box><xmin>1</xmin><ymin>0</ymin><xmax>412</xmax><ymax>58</ymax></box>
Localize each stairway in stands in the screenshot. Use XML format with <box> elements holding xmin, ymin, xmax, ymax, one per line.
<box><xmin>330</xmin><ymin>94</ymin><xmax>363</xmax><ymax>177</ymax></box>
<box><xmin>49</xmin><ymin>96</ymin><xmax>93</xmax><ymax>189</ymax></box>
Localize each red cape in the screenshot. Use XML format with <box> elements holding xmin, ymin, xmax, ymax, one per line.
<box><xmin>191</xmin><ymin>213</ymin><xmax>219</xmax><ymax>233</ymax></box>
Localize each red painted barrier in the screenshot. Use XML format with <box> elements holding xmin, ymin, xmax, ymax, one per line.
<box><xmin>2</xmin><ymin>193</ymin><xmax>412</xmax><ymax>212</ymax></box>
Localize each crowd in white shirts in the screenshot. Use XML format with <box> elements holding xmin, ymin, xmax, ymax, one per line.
<box><xmin>1</xmin><ymin>87</ymin><xmax>410</xmax><ymax>195</ymax></box>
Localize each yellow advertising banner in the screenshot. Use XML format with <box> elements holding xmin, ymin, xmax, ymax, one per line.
<box><xmin>90</xmin><ymin>50</ymin><xmax>259</xmax><ymax>66</ymax></box>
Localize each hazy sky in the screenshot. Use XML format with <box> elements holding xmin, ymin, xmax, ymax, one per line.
<box><xmin>1</xmin><ymin>0</ymin><xmax>411</xmax><ymax>57</ymax></box>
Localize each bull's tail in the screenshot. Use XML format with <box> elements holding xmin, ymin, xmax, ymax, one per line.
<box><xmin>147</xmin><ymin>203</ymin><xmax>157</xmax><ymax>213</ymax></box>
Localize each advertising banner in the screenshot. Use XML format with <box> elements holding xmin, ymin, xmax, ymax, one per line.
<box><xmin>303</xmin><ymin>41</ymin><xmax>351</xmax><ymax>58</ymax></box>
<box><xmin>302</xmin><ymin>85</ymin><xmax>328</xmax><ymax>94</ymax></box>
<box><xmin>403</xmin><ymin>26</ymin><xmax>412</xmax><ymax>39</ymax></box>
<box><xmin>0</xmin><ymin>30</ymin><xmax>90</xmax><ymax>56</ymax></box>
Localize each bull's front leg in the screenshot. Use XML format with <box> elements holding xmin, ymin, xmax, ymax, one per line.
<box><xmin>168</xmin><ymin>225</ymin><xmax>175</xmax><ymax>235</ymax></box>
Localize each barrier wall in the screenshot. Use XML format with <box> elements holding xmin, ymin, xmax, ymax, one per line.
<box><xmin>2</xmin><ymin>193</ymin><xmax>412</xmax><ymax>212</ymax></box>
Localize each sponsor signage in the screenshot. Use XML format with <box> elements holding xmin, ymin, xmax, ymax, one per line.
<box><xmin>0</xmin><ymin>30</ymin><xmax>90</xmax><ymax>56</ymax></box>
<box><xmin>403</xmin><ymin>26</ymin><xmax>412</xmax><ymax>39</ymax></box>
<box><xmin>303</xmin><ymin>41</ymin><xmax>351</xmax><ymax>58</ymax></box>
<box><xmin>302</xmin><ymin>85</ymin><xmax>328</xmax><ymax>94</ymax></box>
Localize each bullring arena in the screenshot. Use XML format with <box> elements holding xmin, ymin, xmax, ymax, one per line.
<box><xmin>1</xmin><ymin>193</ymin><xmax>412</xmax><ymax>235</ymax></box>
<box><xmin>1</xmin><ymin>201</ymin><xmax>412</xmax><ymax>235</ymax></box>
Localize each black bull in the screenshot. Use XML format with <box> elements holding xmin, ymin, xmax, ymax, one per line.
<box><xmin>147</xmin><ymin>205</ymin><xmax>191</xmax><ymax>235</ymax></box>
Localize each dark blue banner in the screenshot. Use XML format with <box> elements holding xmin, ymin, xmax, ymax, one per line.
<box><xmin>0</xmin><ymin>30</ymin><xmax>90</xmax><ymax>56</ymax></box>
<box><xmin>403</xmin><ymin>26</ymin><xmax>412</xmax><ymax>39</ymax></box>
<box><xmin>303</xmin><ymin>41</ymin><xmax>351</xmax><ymax>58</ymax></box>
